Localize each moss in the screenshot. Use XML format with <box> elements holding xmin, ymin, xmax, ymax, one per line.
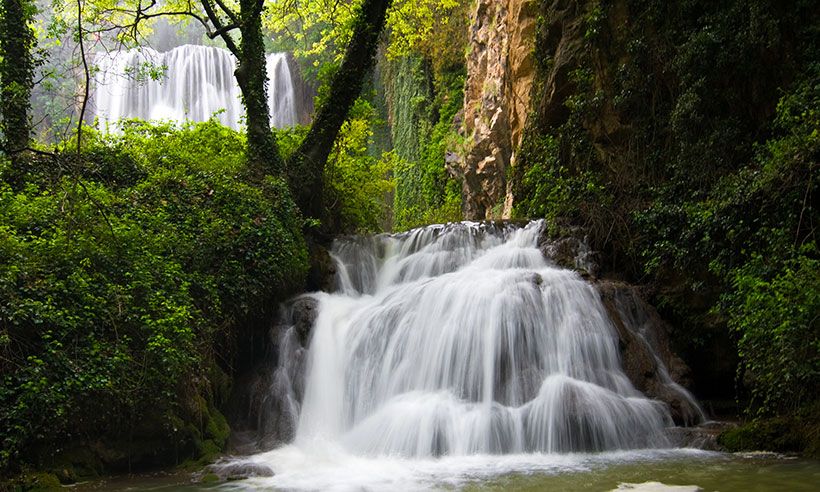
<box><xmin>718</xmin><ymin>402</ymin><xmax>820</xmax><ymax>458</ymax></box>
<box><xmin>178</xmin><ymin>397</ymin><xmax>230</xmax><ymax>467</ymax></box>
<box><xmin>205</xmin><ymin>408</ymin><xmax>231</xmax><ymax>448</ymax></box>
<box><xmin>16</xmin><ymin>472</ymin><xmax>61</xmax><ymax>490</ymax></box>
<box><xmin>384</xmin><ymin>54</ymin><xmax>465</xmax><ymax>230</ymax></box>
<box><xmin>208</xmin><ymin>364</ymin><xmax>232</xmax><ymax>409</ymax></box>
<box><xmin>197</xmin><ymin>441</ymin><xmax>222</xmax><ymax>464</ymax></box>
<box><xmin>48</xmin><ymin>446</ymin><xmax>102</xmax><ymax>482</ymax></box>
<box><xmin>718</xmin><ymin>420</ymin><xmax>796</xmax><ymax>452</ymax></box>
<box><xmin>201</xmin><ymin>472</ymin><xmax>220</xmax><ymax>483</ymax></box>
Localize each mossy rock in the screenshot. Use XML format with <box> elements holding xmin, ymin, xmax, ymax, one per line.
<box><xmin>205</xmin><ymin>408</ymin><xmax>231</xmax><ymax>447</ymax></box>
<box><xmin>717</xmin><ymin>419</ymin><xmax>798</xmax><ymax>452</ymax></box>
<box><xmin>14</xmin><ymin>472</ymin><xmax>62</xmax><ymax>490</ymax></box>
<box><xmin>718</xmin><ymin>402</ymin><xmax>820</xmax><ymax>458</ymax></box>
<box><xmin>200</xmin><ymin>472</ymin><xmax>221</xmax><ymax>483</ymax></box>
<box><xmin>51</xmin><ymin>445</ymin><xmax>103</xmax><ymax>480</ymax></box>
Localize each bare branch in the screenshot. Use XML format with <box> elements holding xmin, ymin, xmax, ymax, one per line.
<box><xmin>208</xmin><ymin>22</ymin><xmax>240</xmax><ymax>40</ymax></box>
<box><xmin>77</xmin><ymin>0</ymin><xmax>90</xmax><ymax>157</ymax></box>
<box><xmin>213</xmin><ymin>0</ymin><xmax>240</xmax><ymax>25</ymax></box>
<box><xmin>201</xmin><ymin>0</ymin><xmax>240</xmax><ymax>55</ymax></box>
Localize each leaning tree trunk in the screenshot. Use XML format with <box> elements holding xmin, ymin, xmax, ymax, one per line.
<box><xmin>0</xmin><ymin>0</ymin><xmax>36</xmax><ymax>166</ymax></box>
<box><xmin>288</xmin><ymin>0</ymin><xmax>393</xmax><ymax>220</ymax></box>
<box><xmin>235</xmin><ymin>0</ymin><xmax>285</xmax><ymax>177</ymax></box>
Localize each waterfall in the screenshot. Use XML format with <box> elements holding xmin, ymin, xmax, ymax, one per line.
<box><xmin>213</xmin><ymin>220</ymin><xmax>709</xmax><ymax>488</ymax></box>
<box><xmin>93</xmin><ymin>45</ymin><xmax>298</xmax><ymax>131</ymax></box>
<box><xmin>268</xmin><ymin>220</ymin><xmax>702</xmax><ymax>460</ymax></box>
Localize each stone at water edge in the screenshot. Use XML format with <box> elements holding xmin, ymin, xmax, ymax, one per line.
<box><xmin>207</xmin><ymin>461</ymin><xmax>275</xmax><ymax>481</ymax></box>
<box><xmin>613</xmin><ymin>482</ymin><xmax>702</xmax><ymax>492</ymax></box>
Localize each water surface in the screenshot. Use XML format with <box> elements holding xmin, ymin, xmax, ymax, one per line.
<box><xmin>77</xmin><ymin>450</ymin><xmax>820</xmax><ymax>491</ymax></box>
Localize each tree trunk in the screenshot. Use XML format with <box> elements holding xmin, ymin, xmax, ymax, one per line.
<box><xmin>235</xmin><ymin>0</ymin><xmax>284</xmax><ymax>177</ymax></box>
<box><xmin>0</xmin><ymin>0</ymin><xmax>35</xmax><ymax>166</ymax></box>
<box><xmin>288</xmin><ymin>0</ymin><xmax>393</xmax><ymax>220</ymax></box>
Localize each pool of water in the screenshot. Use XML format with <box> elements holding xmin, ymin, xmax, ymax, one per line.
<box><xmin>75</xmin><ymin>448</ymin><xmax>820</xmax><ymax>491</ymax></box>
<box><xmin>464</xmin><ymin>451</ymin><xmax>820</xmax><ymax>491</ymax></box>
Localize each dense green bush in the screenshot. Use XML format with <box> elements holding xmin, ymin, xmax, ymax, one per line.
<box><xmin>639</xmin><ymin>70</ymin><xmax>819</xmax><ymax>415</ymax></box>
<box><xmin>321</xmin><ymin>99</ymin><xmax>395</xmax><ymax>233</ymax></box>
<box><xmin>0</xmin><ymin>120</ymin><xmax>308</xmax><ymax>474</ymax></box>
<box><xmin>514</xmin><ymin>0</ymin><xmax>818</xmax><ymax>415</ymax></box>
<box><xmin>386</xmin><ymin>57</ymin><xmax>464</xmax><ymax>231</ymax></box>
<box><xmin>726</xmin><ymin>253</ymin><xmax>819</xmax><ymax>415</ymax></box>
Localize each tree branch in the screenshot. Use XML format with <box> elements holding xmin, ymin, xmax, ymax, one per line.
<box><xmin>77</xmin><ymin>0</ymin><xmax>90</xmax><ymax>157</ymax></box>
<box><xmin>213</xmin><ymin>0</ymin><xmax>240</xmax><ymax>25</ymax></box>
<box><xmin>288</xmin><ymin>0</ymin><xmax>393</xmax><ymax>219</ymax></box>
<box><xmin>201</xmin><ymin>0</ymin><xmax>240</xmax><ymax>56</ymax></box>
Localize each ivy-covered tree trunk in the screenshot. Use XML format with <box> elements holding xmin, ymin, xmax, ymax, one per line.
<box><xmin>0</xmin><ymin>0</ymin><xmax>36</xmax><ymax>164</ymax></box>
<box><xmin>199</xmin><ymin>0</ymin><xmax>391</xmax><ymax>219</ymax></box>
<box><xmin>235</xmin><ymin>0</ymin><xmax>284</xmax><ymax>177</ymax></box>
<box><xmin>288</xmin><ymin>0</ymin><xmax>393</xmax><ymax>220</ymax></box>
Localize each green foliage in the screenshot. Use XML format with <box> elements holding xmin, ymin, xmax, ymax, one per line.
<box><xmin>0</xmin><ymin>120</ymin><xmax>308</xmax><ymax>474</ymax></box>
<box><xmin>635</xmin><ymin>69</ymin><xmax>819</xmax><ymax>405</ymax></box>
<box><xmin>264</xmin><ymin>0</ymin><xmax>364</xmax><ymax>75</ymax></box>
<box><xmin>322</xmin><ymin>99</ymin><xmax>395</xmax><ymax>233</ymax></box>
<box><xmin>517</xmin><ymin>134</ymin><xmax>609</xmax><ymax>237</ymax></box>
<box><xmin>515</xmin><ymin>0</ymin><xmax>819</xmax><ymax>409</ymax></box>
<box><xmin>265</xmin><ymin>0</ymin><xmax>468</xmax><ymax>231</ymax></box>
<box><xmin>387</xmin><ymin>56</ymin><xmax>464</xmax><ymax>231</ymax></box>
<box><xmin>725</xmin><ymin>253</ymin><xmax>819</xmax><ymax>415</ymax></box>
<box><xmin>385</xmin><ymin>0</ymin><xmax>463</xmax><ymax>63</ymax></box>
<box><xmin>263</xmin><ymin>0</ymin><xmax>466</xmax><ymax>81</ymax></box>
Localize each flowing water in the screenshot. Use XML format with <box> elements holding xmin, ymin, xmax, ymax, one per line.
<box><xmin>297</xmin><ymin>221</ymin><xmax>675</xmax><ymax>456</ymax></box>
<box><xmin>75</xmin><ymin>451</ymin><xmax>820</xmax><ymax>491</ymax></box>
<box><xmin>93</xmin><ymin>45</ymin><xmax>298</xmax><ymax>131</ymax></box>
<box><xmin>219</xmin><ymin>221</ymin><xmax>725</xmax><ymax>489</ymax></box>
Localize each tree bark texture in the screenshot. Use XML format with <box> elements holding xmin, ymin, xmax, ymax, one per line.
<box><xmin>288</xmin><ymin>0</ymin><xmax>393</xmax><ymax>220</ymax></box>
<box><xmin>235</xmin><ymin>0</ymin><xmax>285</xmax><ymax>177</ymax></box>
<box><xmin>0</xmin><ymin>0</ymin><xmax>35</xmax><ymax>164</ymax></box>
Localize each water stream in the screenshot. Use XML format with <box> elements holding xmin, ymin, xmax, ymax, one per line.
<box><xmin>298</xmin><ymin>221</ymin><xmax>675</xmax><ymax>455</ymax></box>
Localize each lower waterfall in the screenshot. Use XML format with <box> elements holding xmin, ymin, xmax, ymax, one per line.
<box><xmin>221</xmin><ymin>220</ymin><xmax>706</xmax><ymax>488</ymax></box>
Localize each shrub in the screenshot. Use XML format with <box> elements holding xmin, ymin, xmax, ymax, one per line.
<box><xmin>0</xmin><ymin>120</ymin><xmax>308</xmax><ymax>474</ymax></box>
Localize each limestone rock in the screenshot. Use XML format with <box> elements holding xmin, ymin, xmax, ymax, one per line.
<box><xmin>597</xmin><ymin>281</ymin><xmax>705</xmax><ymax>426</ymax></box>
<box><xmin>456</xmin><ymin>0</ymin><xmax>537</xmax><ymax>219</ymax></box>
<box><xmin>209</xmin><ymin>461</ymin><xmax>275</xmax><ymax>480</ymax></box>
<box><xmin>538</xmin><ymin>227</ymin><xmax>599</xmax><ymax>277</ymax></box>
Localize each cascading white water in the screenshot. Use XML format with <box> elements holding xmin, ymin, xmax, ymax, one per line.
<box><xmin>215</xmin><ymin>220</ymin><xmax>710</xmax><ymax>489</ymax></box>
<box><xmin>93</xmin><ymin>45</ymin><xmax>298</xmax><ymax>131</ymax></box>
<box><xmin>295</xmin><ymin>221</ymin><xmax>673</xmax><ymax>457</ymax></box>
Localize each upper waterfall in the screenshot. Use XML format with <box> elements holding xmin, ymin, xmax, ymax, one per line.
<box><xmin>93</xmin><ymin>45</ymin><xmax>299</xmax><ymax>131</ymax></box>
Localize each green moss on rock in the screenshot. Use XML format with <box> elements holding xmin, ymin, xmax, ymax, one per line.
<box><xmin>718</xmin><ymin>402</ymin><xmax>820</xmax><ymax>458</ymax></box>
<box><xmin>16</xmin><ymin>472</ymin><xmax>61</xmax><ymax>490</ymax></box>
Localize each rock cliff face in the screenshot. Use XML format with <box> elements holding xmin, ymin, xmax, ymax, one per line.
<box><xmin>455</xmin><ymin>0</ymin><xmax>537</xmax><ymax>219</ymax></box>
